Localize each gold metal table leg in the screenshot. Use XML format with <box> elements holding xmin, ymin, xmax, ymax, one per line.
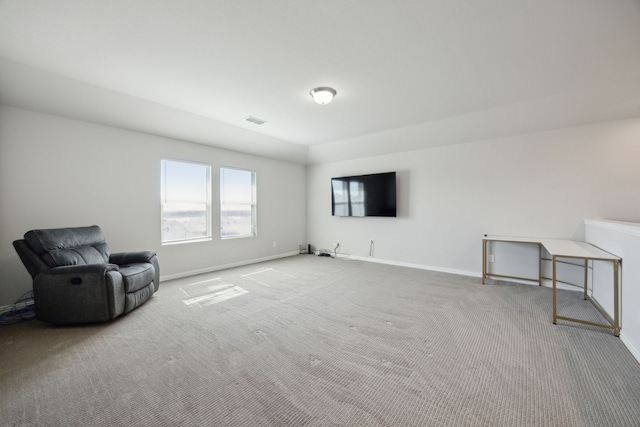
<box><xmin>583</xmin><ymin>259</ymin><xmax>588</xmax><ymax>301</ymax></box>
<box><xmin>538</xmin><ymin>244</ymin><xmax>542</xmax><ymax>286</ymax></box>
<box><xmin>482</xmin><ymin>239</ymin><xmax>487</xmax><ymax>284</ymax></box>
<box><xmin>614</xmin><ymin>260</ymin><xmax>620</xmax><ymax>337</ymax></box>
<box><xmin>552</xmin><ymin>255</ymin><xmax>557</xmax><ymax>324</ymax></box>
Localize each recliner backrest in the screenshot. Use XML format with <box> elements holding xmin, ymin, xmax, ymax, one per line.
<box><xmin>23</xmin><ymin>225</ymin><xmax>111</xmax><ymax>268</ymax></box>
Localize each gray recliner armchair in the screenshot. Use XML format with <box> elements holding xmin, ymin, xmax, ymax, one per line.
<box><xmin>13</xmin><ymin>225</ymin><xmax>159</xmax><ymax>324</ymax></box>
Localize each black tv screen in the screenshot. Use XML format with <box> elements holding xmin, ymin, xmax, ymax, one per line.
<box><xmin>331</xmin><ymin>172</ymin><xmax>396</xmax><ymax>217</ymax></box>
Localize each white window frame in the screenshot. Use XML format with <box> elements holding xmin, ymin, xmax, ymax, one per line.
<box><xmin>220</xmin><ymin>167</ymin><xmax>257</xmax><ymax>239</ymax></box>
<box><xmin>161</xmin><ymin>158</ymin><xmax>212</xmax><ymax>244</ymax></box>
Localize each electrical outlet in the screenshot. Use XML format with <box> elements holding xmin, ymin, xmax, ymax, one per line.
<box><xmin>489</xmin><ymin>254</ymin><xmax>495</xmax><ymax>263</ymax></box>
<box><xmin>273</xmin><ymin>241</ymin><xmax>277</xmax><ymax>248</ymax></box>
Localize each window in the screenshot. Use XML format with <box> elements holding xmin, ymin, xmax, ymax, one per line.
<box><xmin>332</xmin><ymin>180</ymin><xmax>349</xmax><ymax>216</ymax></box>
<box><xmin>220</xmin><ymin>167</ymin><xmax>256</xmax><ymax>238</ymax></box>
<box><xmin>331</xmin><ymin>180</ymin><xmax>365</xmax><ymax>217</ymax></box>
<box><xmin>161</xmin><ymin>159</ymin><xmax>211</xmax><ymax>243</ymax></box>
<box><xmin>349</xmin><ymin>181</ymin><xmax>365</xmax><ymax>217</ymax></box>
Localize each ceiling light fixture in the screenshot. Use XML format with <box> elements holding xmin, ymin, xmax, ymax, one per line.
<box><xmin>310</xmin><ymin>87</ymin><xmax>337</xmax><ymax>105</ymax></box>
<box><xmin>245</xmin><ymin>116</ymin><xmax>266</xmax><ymax>125</ymax></box>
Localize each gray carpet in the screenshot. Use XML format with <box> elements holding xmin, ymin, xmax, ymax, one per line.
<box><xmin>2</xmin><ymin>255</ymin><xmax>640</xmax><ymax>426</ymax></box>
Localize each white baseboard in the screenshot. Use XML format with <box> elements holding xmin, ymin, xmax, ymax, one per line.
<box><xmin>345</xmin><ymin>254</ymin><xmax>480</xmax><ymax>278</ymax></box>
<box><xmin>620</xmin><ymin>333</ymin><xmax>640</xmax><ymax>364</ymax></box>
<box><xmin>160</xmin><ymin>251</ymin><xmax>300</xmax><ymax>282</ymax></box>
<box><xmin>353</xmin><ymin>255</ymin><xmax>582</xmax><ymax>292</ymax></box>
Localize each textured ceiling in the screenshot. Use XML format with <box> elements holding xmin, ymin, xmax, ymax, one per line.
<box><xmin>1</xmin><ymin>0</ymin><xmax>640</xmax><ymax>164</ymax></box>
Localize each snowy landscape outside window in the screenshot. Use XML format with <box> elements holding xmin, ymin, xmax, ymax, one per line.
<box><xmin>161</xmin><ymin>159</ymin><xmax>211</xmax><ymax>243</ymax></box>
<box><xmin>220</xmin><ymin>167</ymin><xmax>256</xmax><ymax>238</ymax></box>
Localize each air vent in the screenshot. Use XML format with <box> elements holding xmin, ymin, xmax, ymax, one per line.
<box><xmin>246</xmin><ymin>116</ymin><xmax>266</xmax><ymax>125</ymax></box>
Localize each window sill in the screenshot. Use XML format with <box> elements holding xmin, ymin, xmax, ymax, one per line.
<box><xmin>221</xmin><ymin>235</ymin><xmax>256</xmax><ymax>240</ymax></box>
<box><xmin>161</xmin><ymin>237</ymin><xmax>212</xmax><ymax>246</ymax></box>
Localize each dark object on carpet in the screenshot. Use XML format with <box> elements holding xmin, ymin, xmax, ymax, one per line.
<box><xmin>0</xmin><ymin>290</ymin><xmax>35</xmax><ymax>325</ymax></box>
<box><xmin>13</xmin><ymin>225</ymin><xmax>159</xmax><ymax>324</ymax></box>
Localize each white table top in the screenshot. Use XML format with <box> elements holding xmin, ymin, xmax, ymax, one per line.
<box><xmin>483</xmin><ymin>235</ymin><xmax>620</xmax><ymax>261</ymax></box>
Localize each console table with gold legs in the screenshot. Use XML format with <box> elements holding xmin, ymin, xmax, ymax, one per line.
<box><xmin>482</xmin><ymin>236</ymin><xmax>621</xmax><ymax>336</ymax></box>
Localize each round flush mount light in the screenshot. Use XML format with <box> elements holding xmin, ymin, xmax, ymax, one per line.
<box><xmin>310</xmin><ymin>87</ymin><xmax>337</xmax><ymax>105</ymax></box>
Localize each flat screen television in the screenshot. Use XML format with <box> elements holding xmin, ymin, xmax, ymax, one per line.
<box><xmin>331</xmin><ymin>172</ymin><xmax>396</xmax><ymax>217</ymax></box>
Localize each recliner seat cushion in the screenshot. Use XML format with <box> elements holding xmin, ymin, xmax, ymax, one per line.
<box><xmin>124</xmin><ymin>282</ymin><xmax>155</xmax><ymax>314</ymax></box>
<box><xmin>119</xmin><ymin>263</ymin><xmax>155</xmax><ymax>293</ymax></box>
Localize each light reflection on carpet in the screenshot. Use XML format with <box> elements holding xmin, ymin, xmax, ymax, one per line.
<box><xmin>180</xmin><ymin>277</ymin><xmax>249</xmax><ymax>307</ymax></box>
<box><xmin>241</xmin><ymin>267</ymin><xmax>297</xmax><ymax>287</ymax></box>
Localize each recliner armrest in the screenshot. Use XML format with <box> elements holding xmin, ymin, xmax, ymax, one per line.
<box><xmin>34</xmin><ymin>263</ymin><xmax>119</xmax><ymax>290</ymax></box>
<box><xmin>38</xmin><ymin>263</ymin><xmax>119</xmax><ymax>276</ymax></box>
<box><xmin>109</xmin><ymin>251</ymin><xmax>157</xmax><ymax>265</ymax></box>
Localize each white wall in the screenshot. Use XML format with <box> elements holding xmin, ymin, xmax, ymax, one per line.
<box><xmin>3</xmin><ymin>103</ymin><xmax>640</xmax><ymax>310</ymax></box>
<box><xmin>586</xmin><ymin>219</ymin><xmax>640</xmax><ymax>360</ymax></box>
<box><xmin>307</xmin><ymin>119</ymin><xmax>640</xmax><ymax>276</ymax></box>
<box><xmin>0</xmin><ymin>105</ymin><xmax>307</xmax><ymax>307</ymax></box>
